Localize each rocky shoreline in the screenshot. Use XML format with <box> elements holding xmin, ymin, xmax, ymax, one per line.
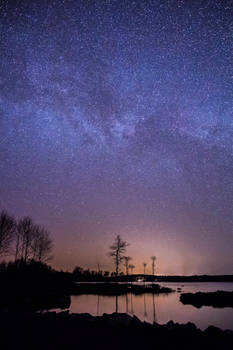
<box><xmin>0</xmin><ymin>311</ymin><xmax>232</xmax><ymax>349</ymax></box>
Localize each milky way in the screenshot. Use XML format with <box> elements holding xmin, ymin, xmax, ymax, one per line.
<box><xmin>0</xmin><ymin>0</ymin><xmax>233</xmax><ymax>274</ymax></box>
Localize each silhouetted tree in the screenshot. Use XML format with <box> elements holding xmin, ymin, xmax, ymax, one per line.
<box><xmin>123</xmin><ymin>256</ymin><xmax>132</xmax><ymax>275</ymax></box>
<box><xmin>73</xmin><ymin>266</ymin><xmax>83</xmax><ymax>276</ymax></box>
<box><xmin>143</xmin><ymin>262</ymin><xmax>147</xmax><ymax>275</ymax></box>
<box><xmin>72</xmin><ymin>265</ymin><xmax>107</xmax><ymax>281</ymax></box>
<box><xmin>31</xmin><ymin>225</ymin><xmax>41</xmax><ymax>260</ymax></box>
<box><xmin>14</xmin><ymin>228</ymin><xmax>21</xmax><ymax>261</ymax></box>
<box><xmin>151</xmin><ymin>256</ymin><xmax>156</xmax><ymax>276</ymax></box>
<box><xmin>15</xmin><ymin>217</ymin><xmax>53</xmax><ymax>263</ymax></box>
<box><xmin>129</xmin><ymin>264</ymin><xmax>135</xmax><ymax>275</ymax></box>
<box><xmin>0</xmin><ymin>210</ymin><xmax>15</xmax><ymax>256</ymax></box>
<box><xmin>17</xmin><ymin>217</ymin><xmax>37</xmax><ymax>261</ymax></box>
<box><xmin>109</xmin><ymin>235</ymin><xmax>129</xmax><ymax>275</ymax></box>
<box><xmin>32</xmin><ymin>226</ymin><xmax>53</xmax><ymax>262</ymax></box>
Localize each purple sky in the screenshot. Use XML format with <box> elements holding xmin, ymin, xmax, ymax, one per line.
<box><xmin>0</xmin><ymin>0</ymin><xmax>233</xmax><ymax>274</ymax></box>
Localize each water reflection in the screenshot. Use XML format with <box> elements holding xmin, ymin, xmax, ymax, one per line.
<box><xmin>66</xmin><ymin>283</ymin><xmax>233</xmax><ymax>330</ymax></box>
<box><xmin>97</xmin><ymin>295</ymin><xmax>100</xmax><ymax>316</ymax></box>
<box><xmin>152</xmin><ymin>293</ymin><xmax>157</xmax><ymax>323</ymax></box>
<box><xmin>130</xmin><ymin>293</ymin><xmax>134</xmax><ymax>315</ymax></box>
<box><xmin>115</xmin><ymin>295</ymin><xmax>118</xmax><ymax>313</ymax></box>
<box><xmin>125</xmin><ymin>294</ymin><xmax>129</xmax><ymax>313</ymax></box>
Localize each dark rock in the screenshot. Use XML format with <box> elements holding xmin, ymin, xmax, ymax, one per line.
<box><xmin>180</xmin><ymin>291</ymin><xmax>233</xmax><ymax>308</ymax></box>
<box><xmin>165</xmin><ymin>320</ymin><xmax>176</xmax><ymax>329</ymax></box>
<box><xmin>204</xmin><ymin>325</ymin><xmax>225</xmax><ymax>338</ymax></box>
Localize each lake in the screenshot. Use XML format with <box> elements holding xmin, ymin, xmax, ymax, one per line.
<box><xmin>55</xmin><ymin>282</ymin><xmax>233</xmax><ymax>330</ymax></box>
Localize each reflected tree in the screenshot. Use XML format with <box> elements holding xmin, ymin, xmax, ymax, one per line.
<box><xmin>115</xmin><ymin>295</ymin><xmax>119</xmax><ymax>313</ymax></box>
<box><xmin>96</xmin><ymin>295</ymin><xmax>100</xmax><ymax>316</ymax></box>
<box><xmin>130</xmin><ymin>293</ymin><xmax>134</xmax><ymax>314</ymax></box>
<box><xmin>125</xmin><ymin>294</ymin><xmax>129</xmax><ymax>313</ymax></box>
<box><xmin>152</xmin><ymin>293</ymin><xmax>157</xmax><ymax>323</ymax></box>
<box><xmin>143</xmin><ymin>294</ymin><xmax>147</xmax><ymax>320</ymax></box>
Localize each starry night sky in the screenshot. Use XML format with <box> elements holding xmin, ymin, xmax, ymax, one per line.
<box><xmin>0</xmin><ymin>0</ymin><xmax>233</xmax><ymax>274</ymax></box>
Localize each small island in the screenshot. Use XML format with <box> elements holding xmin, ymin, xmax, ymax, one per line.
<box><xmin>180</xmin><ymin>291</ymin><xmax>233</xmax><ymax>309</ymax></box>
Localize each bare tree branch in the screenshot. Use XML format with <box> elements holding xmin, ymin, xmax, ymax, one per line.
<box><xmin>0</xmin><ymin>210</ymin><xmax>15</xmax><ymax>256</ymax></box>
<box><xmin>109</xmin><ymin>235</ymin><xmax>129</xmax><ymax>275</ymax></box>
<box><xmin>17</xmin><ymin>217</ymin><xmax>38</xmax><ymax>262</ymax></box>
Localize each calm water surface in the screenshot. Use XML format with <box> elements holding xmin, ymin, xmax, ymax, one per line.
<box><xmin>59</xmin><ymin>282</ymin><xmax>233</xmax><ymax>330</ymax></box>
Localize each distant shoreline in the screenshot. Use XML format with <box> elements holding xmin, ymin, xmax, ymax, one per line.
<box><xmin>103</xmin><ymin>275</ymin><xmax>233</xmax><ymax>283</ymax></box>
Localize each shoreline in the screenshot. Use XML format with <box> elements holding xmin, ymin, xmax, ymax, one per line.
<box><xmin>70</xmin><ymin>282</ymin><xmax>174</xmax><ymax>295</ymax></box>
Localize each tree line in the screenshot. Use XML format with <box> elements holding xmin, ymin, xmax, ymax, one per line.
<box><xmin>1</xmin><ymin>210</ymin><xmax>154</xmax><ymax>276</ymax></box>
<box><xmin>0</xmin><ymin>210</ymin><xmax>53</xmax><ymax>263</ymax></box>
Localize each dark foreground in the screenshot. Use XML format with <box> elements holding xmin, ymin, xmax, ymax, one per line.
<box><xmin>1</xmin><ymin>311</ymin><xmax>233</xmax><ymax>350</ymax></box>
